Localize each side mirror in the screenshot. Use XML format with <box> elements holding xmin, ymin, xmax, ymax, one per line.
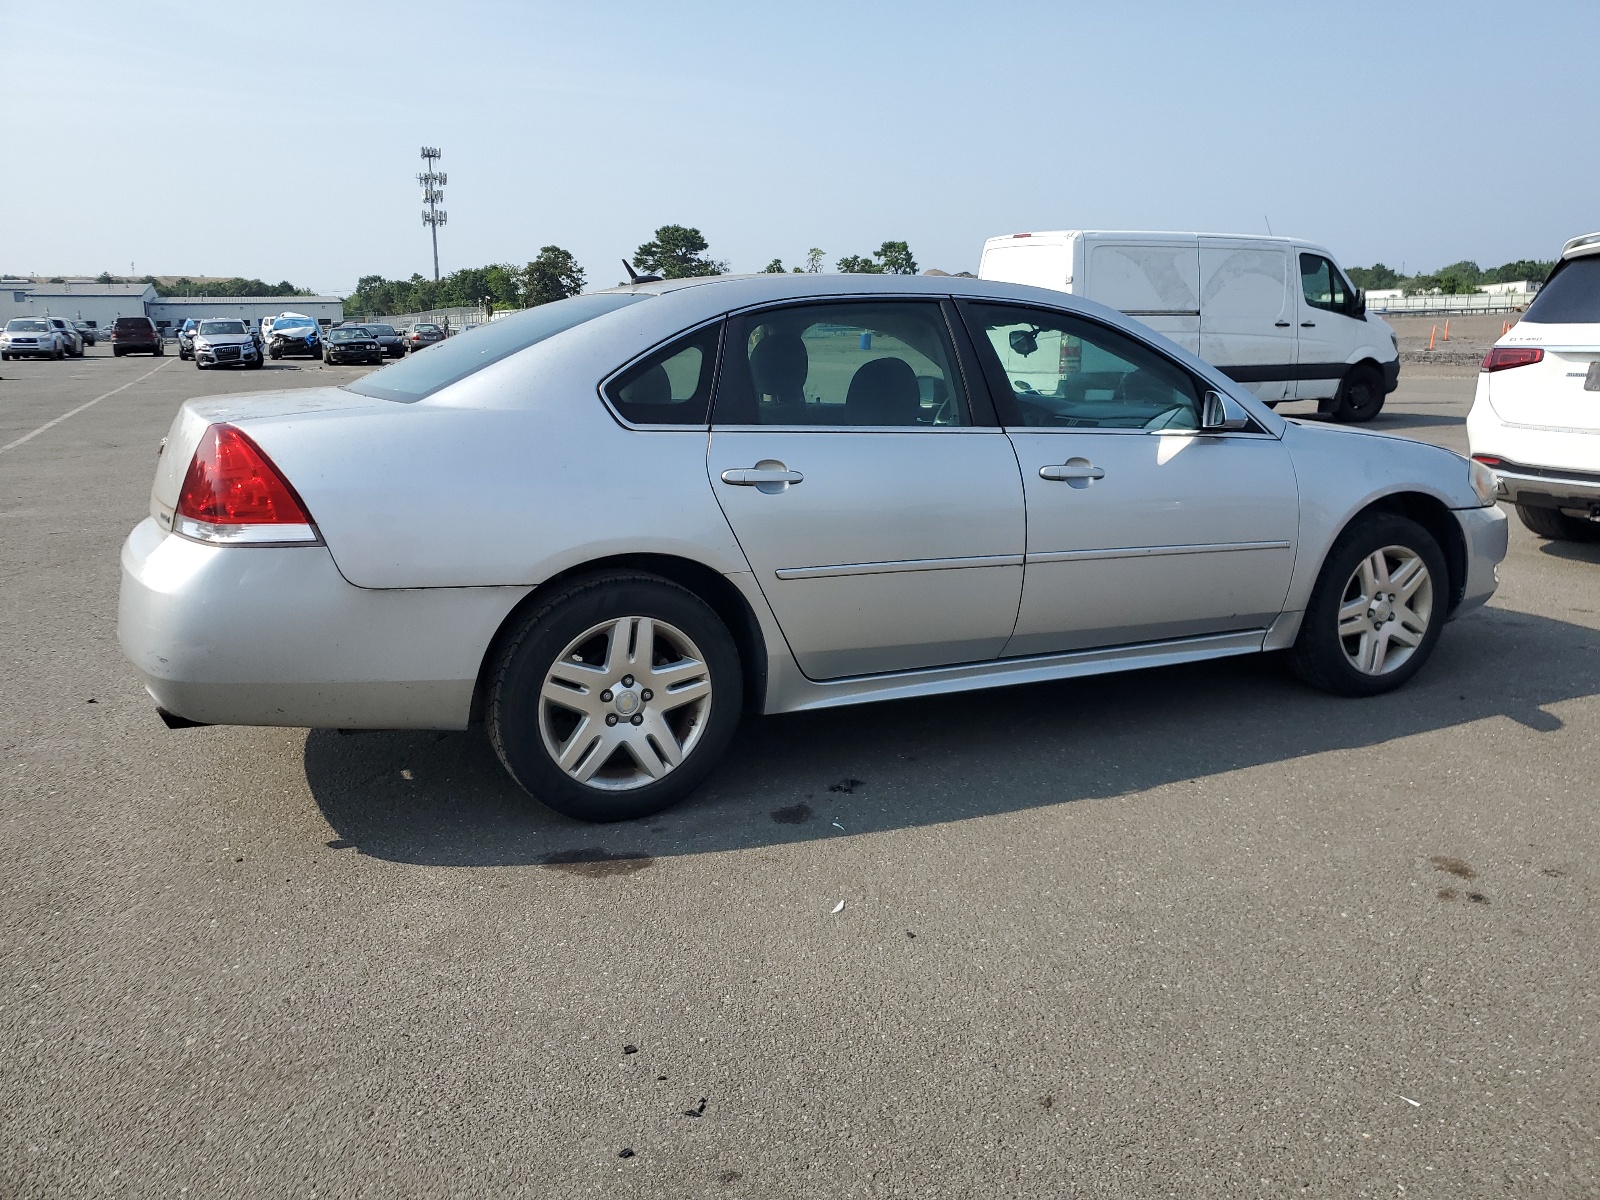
<box><xmin>1353</xmin><ymin>288</ymin><xmax>1367</xmax><ymax>318</ymax></box>
<box><xmin>1201</xmin><ymin>389</ymin><xmax>1252</xmax><ymax>433</ymax></box>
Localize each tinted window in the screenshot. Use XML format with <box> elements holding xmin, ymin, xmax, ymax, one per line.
<box><xmin>1523</xmin><ymin>256</ymin><xmax>1600</xmax><ymax>324</ymax></box>
<box><xmin>716</xmin><ymin>302</ymin><xmax>968</xmax><ymax>427</ymax></box>
<box><xmin>198</xmin><ymin>320</ymin><xmax>246</xmax><ymax>335</ymax></box>
<box><xmin>604</xmin><ymin>323</ymin><xmax>721</xmax><ymax>426</ymax></box>
<box><xmin>970</xmin><ymin>303</ymin><xmax>1202</xmax><ymax>430</ymax></box>
<box><xmin>114</xmin><ymin>316</ymin><xmax>152</xmax><ymax>329</ymax></box>
<box><xmin>366</xmin><ymin>325</ymin><xmax>397</xmax><ymax>336</ymax></box>
<box><xmin>1300</xmin><ymin>253</ymin><xmax>1356</xmax><ymax>315</ymax></box>
<box><xmin>347</xmin><ymin>292</ymin><xmax>646</xmax><ymax>403</ymax></box>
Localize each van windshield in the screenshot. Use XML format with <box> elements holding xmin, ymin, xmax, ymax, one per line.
<box><xmin>347</xmin><ymin>292</ymin><xmax>647</xmax><ymax>403</ymax></box>
<box><xmin>1524</xmin><ymin>257</ymin><xmax>1600</xmax><ymax>325</ymax></box>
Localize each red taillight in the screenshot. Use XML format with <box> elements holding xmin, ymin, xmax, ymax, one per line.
<box><xmin>176</xmin><ymin>424</ymin><xmax>313</xmax><ymax>529</ymax></box>
<box><xmin>1472</xmin><ymin>454</ymin><xmax>1503</xmax><ymax>467</ymax></box>
<box><xmin>1482</xmin><ymin>346</ymin><xmax>1543</xmax><ymax>372</ymax></box>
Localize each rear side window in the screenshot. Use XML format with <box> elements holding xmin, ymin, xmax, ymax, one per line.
<box><xmin>1524</xmin><ymin>257</ymin><xmax>1600</xmax><ymax>324</ymax></box>
<box><xmin>347</xmin><ymin>292</ymin><xmax>647</xmax><ymax>403</ymax></box>
<box><xmin>604</xmin><ymin>322</ymin><xmax>721</xmax><ymax>426</ymax></box>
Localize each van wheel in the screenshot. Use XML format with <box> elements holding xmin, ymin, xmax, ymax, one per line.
<box><xmin>488</xmin><ymin>575</ymin><xmax>743</xmax><ymax>822</ymax></box>
<box><xmin>1516</xmin><ymin>504</ymin><xmax>1600</xmax><ymax>543</ymax></box>
<box><xmin>1289</xmin><ymin>512</ymin><xmax>1447</xmax><ymax>696</ymax></box>
<box><xmin>1332</xmin><ymin>364</ymin><xmax>1384</xmax><ymax>423</ymax></box>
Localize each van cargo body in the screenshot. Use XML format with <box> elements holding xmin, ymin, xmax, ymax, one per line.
<box><xmin>979</xmin><ymin>231</ymin><xmax>1400</xmax><ymax>421</ymax></box>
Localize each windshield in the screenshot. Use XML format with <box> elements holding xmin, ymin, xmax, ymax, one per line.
<box><xmin>1524</xmin><ymin>256</ymin><xmax>1600</xmax><ymax>325</ymax></box>
<box><xmin>366</xmin><ymin>325</ymin><xmax>396</xmax><ymax>336</ymax></box>
<box><xmin>348</xmin><ymin>293</ymin><xmax>646</xmax><ymax>403</ymax></box>
<box><xmin>198</xmin><ymin>320</ymin><xmax>246</xmax><ymax>335</ymax></box>
<box><xmin>6</xmin><ymin>319</ymin><xmax>50</xmax><ymax>332</ymax></box>
<box><xmin>274</xmin><ymin>318</ymin><xmax>315</xmax><ymax>331</ymax></box>
<box><xmin>329</xmin><ymin>329</ymin><xmax>368</xmax><ymax>340</ymax></box>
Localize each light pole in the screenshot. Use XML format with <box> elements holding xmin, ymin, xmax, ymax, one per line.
<box><xmin>418</xmin><ymin>147</ymin><xmax>447</xmax><ymax>282</ymax></box>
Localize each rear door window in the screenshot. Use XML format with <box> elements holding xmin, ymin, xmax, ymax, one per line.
<box><xmin>1524</xmin><ymin>256</ymin><xmax>1600</xmax><ymax>324</ymax></box>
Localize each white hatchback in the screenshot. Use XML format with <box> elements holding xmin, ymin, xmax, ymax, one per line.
<box><xmin>1468</xmin><ymin>233</ymin><xmax>1600</xmax><ymax>543</ymax></box>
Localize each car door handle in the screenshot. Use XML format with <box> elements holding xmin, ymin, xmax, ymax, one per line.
<box><xmin>721</xmin><ymin>467</ymin><xmax>804</xmax><ymax>485</ymax></box>
<box><xmin>1274</xmin><ymin>320</ymin><xmax>1292</xmax><ymax>328</ymax></box>
<box><xmin>1301</xmin><ymin>321</ymin><xmax>1316</xmax><ymax>328</ymax></box>
<box><xmin>1039</xmin><ymin>462</ymin><xmax>1105</xmax><ymax>481</ymax></box>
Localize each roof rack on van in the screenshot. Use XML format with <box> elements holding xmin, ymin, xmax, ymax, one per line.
<box><xmin>1560</xmin><ymin>232</ymin><xmax>1600</xmax><ymax>260</ymax></box>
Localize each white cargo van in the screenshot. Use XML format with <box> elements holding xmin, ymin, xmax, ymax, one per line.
<box><xmin>978</xmin><ymin>231</ymin><xmax>1400</xmax><ymax>422</ymax></box>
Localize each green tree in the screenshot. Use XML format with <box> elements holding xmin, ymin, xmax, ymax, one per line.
<box><xmin>522</xmin><ymin>246</ymin><xmax>585</xmax><ymax>306</ymax></box>
<box><xmin>1483</xmin><ymin>258</ymin><xmax>1555</xmax><ymax>284</ymax></box>
<box><xmin>1348</xmin><ymin>263</ymin><xmax>1400</xmax><ymax>290</ymax></box>
<box><xmin>96</xmin><ymin>271</ymin><xmax>117</xmax><ymax>284</ymax></box>
<box><xmin>801</xmin><ymin>247</ymin><xmax>825</xmax><ymax>273</ymax></box>
<box><xmin>836</xmin><ymin>254</ymin><xmax>881</xmax><ymax>274</ymax></box>
<box><xmin>762</xmin><ymin>258</ymin><xmax>786</xmax><ymax>273</ymax></box>
<box><xmin>634</xmin><ymin>225</ymin><xmax>725</xmax><ymax>279</ymax></box>
<box><xmin>873</xmin><ymin>240</ymin><xmax>917</xmax><ymax>275</ymax></box>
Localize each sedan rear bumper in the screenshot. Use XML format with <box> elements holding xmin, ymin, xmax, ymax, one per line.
<box><xmin>118</xmin><ymin>518</ymin><xmax>531</xmax><ymax>729</ymax></box>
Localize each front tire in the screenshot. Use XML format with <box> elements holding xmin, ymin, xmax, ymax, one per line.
<box><xmin>1289</xmin><ymin>512</ymin><xmax>1448</xmax><ymax>696</ymax></box>
<box><xmin>1516</xmin><ymin>503</ymin><xmax>1600</xmax><ymax>543</ymax></box>
<box><xmin>488</xmin><ymin>575</ymin><xmax>743</xmax><ymax>822</ymax></box>
<box><xmin>1332</xmin><ymin>363</ymin><xmax>1385</xmax><ymax>423</ymax></box>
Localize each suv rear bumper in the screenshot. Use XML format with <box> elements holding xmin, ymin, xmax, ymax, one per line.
<box><xmin>1487</xmin><ymin>458</ymin><xmax>1600</xmax><ymax>515</ymax></box>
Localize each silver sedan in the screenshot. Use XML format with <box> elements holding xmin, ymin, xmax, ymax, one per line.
<box><xmin>119</xmin><ymin>274</ymin><xmax>1508</xmax><ymax>821</ymax></box>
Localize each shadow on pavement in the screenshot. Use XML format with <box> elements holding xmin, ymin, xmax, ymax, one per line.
<box><xmin>306</xmin><ymin>606</ymin><xmax>1600</xmax><ymax>867</ymax></box>
<box><xmin>1537</xmin><ymin>538</ymin><xmax>1600</xmax><ymax>565</ymax></box>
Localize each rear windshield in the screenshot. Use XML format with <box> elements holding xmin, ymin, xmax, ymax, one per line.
<box><xmin>347</xmin><ymin>293</ymin><xmax>647</xmax><ymax>403</ymax></box>
<box><xmin>365</xmin><ymin>325</ymin><xmax>397</xmax><ymax>335</ymax></box>
<box><xmin>1524</xmin><ymin>256</ymin><xmax>1600</xmax><ymax>325</ymax></box>
<box><xmin>6</xmin><ymin>319</ymin><xmax>49</xmax><ymax>332</ymax></box>
<box><xmin>115</xmin><ymin>316</ymin><xmax>152</xmax><ymax>329</ymax></box>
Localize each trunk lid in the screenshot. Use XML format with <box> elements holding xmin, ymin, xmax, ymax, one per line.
<box><xmin>1487</xmin><ymin>321</ymin><xmax>1600</xmax><ymax>432</ymax></box>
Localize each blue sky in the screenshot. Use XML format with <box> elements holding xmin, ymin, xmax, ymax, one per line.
<box><xmin>4</xmin><ymin>0</ymin><xmax>1594</xmax><ymax>295</ymax></box>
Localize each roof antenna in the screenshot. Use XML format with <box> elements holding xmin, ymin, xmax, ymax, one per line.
<box><xmin>622</xmin><ymin>259</ymin><xmax>662</xmax><ymax>286</ymax></box>
<box><xmin>1264</xmin><ymin>216</ymin><xmax>1274</xmax><ymax>235</ymax></box>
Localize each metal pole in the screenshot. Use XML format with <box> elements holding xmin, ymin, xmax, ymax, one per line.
<box><xmin>431</xmin><ymin>219</ymin><xmax>439</xmax><ymax>282</ymax></box>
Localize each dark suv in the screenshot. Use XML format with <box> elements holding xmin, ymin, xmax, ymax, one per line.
<box><xmin>110</xmin><ymin>316</ymin><xmax>164</xmax><ymax>357</ymax></box>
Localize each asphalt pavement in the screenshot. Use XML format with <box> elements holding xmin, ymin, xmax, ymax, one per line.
<box><xmin>2</xmin><ymin>347</ymin><xmax>1596</xmax><ymax>1198</ymax></box>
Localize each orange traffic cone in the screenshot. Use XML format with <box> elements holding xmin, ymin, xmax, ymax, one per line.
<box><xmin>1428</xmin><ymin>325</ymin><xmax>1437</xmax><ymax>351</ymax></box>
<box><xmin>1443</xmin><ymin>319</ymin><xmax>1450</xmax><ymax>342</ymax></box>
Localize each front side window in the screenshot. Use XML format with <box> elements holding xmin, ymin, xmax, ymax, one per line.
<box><xmin>603</xmin><ymin>322</ymin><xmax>721</xmax><ymax>426</ymax></box>
<box><xmin>716</xmin><ymin>301</ymin><xmax>969</xmax><ymax>427</ymax></box>
<box><xmin>1300</xmin><ymin>253</ymin><xmax>1352</xmax><ymax>314</ymax></box>
<box><xmin>968</xmin><ymin>303</ymin><xmax>1202</xmax><ymax>431</ymax></box>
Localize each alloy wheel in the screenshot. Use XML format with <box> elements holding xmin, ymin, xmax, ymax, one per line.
<box><xmin>538</xmin><ymin>616</ymin><xmax>713</xmax><ymax>791</ymax></box>
<box><xmin>1337</xmin><ymin>545</ymin><xmax>1433</xmax><ymax>676</ymax></box>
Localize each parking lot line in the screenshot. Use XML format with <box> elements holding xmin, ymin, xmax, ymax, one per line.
<box><xmin>0</xmin><ymin>357</ymin><xmax>174</xmax><ymax>455</ymax></box>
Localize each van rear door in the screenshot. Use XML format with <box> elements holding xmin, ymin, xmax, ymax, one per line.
<box><xmin>1198</xmin><ymin>238</ymin><xmax>1296</xmax><ymax>402</ymax></box>
<box><xmin>1080</xmin><ymin>235</ymin><xmax>1200</xmax><ymax>354</ymax></box>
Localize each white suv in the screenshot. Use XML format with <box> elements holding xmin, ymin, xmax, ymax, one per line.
<box><xmin>1468</xmin><ymin>232</ymin><xmax>1600</xmax><ymax>543</ymax></box>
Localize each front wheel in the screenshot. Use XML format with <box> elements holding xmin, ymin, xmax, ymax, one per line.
<box><xmin>1332</xmin><ymin>364</ymin><xmax>1384</xmax><ymax>423</ymax></box>
<box><xmin>488</xmin><ymin>575</ymin><xmax>743</xmax><ymax>822</ymax></box>
<box><xmin>1289</xmin><ymin>512</ymin><xmax>1448</xmax><ymax>696</ymax></box>
<box><xmin>1517</xmin><ymin>503</ymin><xmax>1600</xmax><ymax>543</ymax></box>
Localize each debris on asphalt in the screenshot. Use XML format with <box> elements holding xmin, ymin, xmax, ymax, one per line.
<box><xmin>831</xmin><ymin>821</ymin><xmax>845</xmax><ymax>831</ymax></box>
<box><xmin>906</xmin><ymin>931</ymin><xmax>916</xmax><ymax>938</ymax></box>
<box><xmin>683</xmin><ymin>1097</ymin><xmax>707</xmax><ymax>1117</ymax></box>
<box><xmin>618</xmin><ymin>1147</ymin><xmax>635</xmax><ymax>1158</ymax></box>
<box><xmin>623</xmin><ymin>1044</ymin><xmax>638</xmax><ymax>1055</ymax></box>
<box><xmin>831</xmin><ymin>900</ymin><xmax>845</xmax><ymax>914</ymax></box>
<box><xmin>1399</xmin><ymin>1095</ymin><xmax>1421</xmax><ymax>1107</ymax></box>
<box><xmin>828</xmin><ymin>778</ymin><xmax>864</xmax><ymax>794</ymax></box>
<box><xmin>1428</xmin><ymin>855</ymin><xmax>1476</xmax><ymax>879</ymax></box>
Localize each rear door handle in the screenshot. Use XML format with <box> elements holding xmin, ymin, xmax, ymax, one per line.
<box><xmin>721</xmin><ymin>467</ymin><xmax>804</xmax><ymax>485</ymax></box>
<box><xmin>1039</xmin><ymin>462</ymin><xmax>1105</xmax><ymax>481</ymax></box>
<box><xmin>1274</xmin><ymin>320</ymin><xmax>1292</xmax><ymax>328</ymax></box>
<box><xmin>1301</xmin><ymin>321</ymin><xmax>1316</xmax><ymax>328</ymax></box>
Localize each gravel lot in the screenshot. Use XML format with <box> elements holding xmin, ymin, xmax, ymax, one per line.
<box><xmin>2</xmin><ymin>348</ymin><xmax>1596</xmax><ymax>1198</ymax></box>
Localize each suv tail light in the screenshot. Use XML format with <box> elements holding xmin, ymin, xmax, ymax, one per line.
<box><xmin>174</xmin><ymin>423</ymin><xmax>319</xmax><ymax>544</ymax></box>
<box><xmin>1482</xmin><ymin>346</ymin><xmax>1543</xmax><ymax>372</ymax></box>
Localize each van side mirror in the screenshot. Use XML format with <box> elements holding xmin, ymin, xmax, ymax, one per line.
<box><xmin>1201</xmin><ymin>389</ymin><xmax>1251</xmax><ymax>432</ymax></box>
<box><xmin>1353</xmin><ymin>288</ymin><xmax>1367</xmax><ymax>318</ymax></box>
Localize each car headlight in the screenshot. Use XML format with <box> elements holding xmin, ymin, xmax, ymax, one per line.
<box><xmin>1469</xmin><ymin>458</ymin><xmax>1499</xmax><ymax>506</ymax></box>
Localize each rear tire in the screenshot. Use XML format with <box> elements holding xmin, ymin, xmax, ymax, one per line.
<box><xmin>1516</xmin><ymin>503</ymin><xmax>1600</xmax><ymax>542</ymax></box>
<box><xmin>1332</xmin><ymin>363</ymin><xmax>1384</xmax><ymax>423</ymax></box>
<box><xmin>1289</xmin><ymin>512</ymin><xmax>1448</xmax><ymax>697</ymax></box>
<box><xmin>154</xmin><ymin>342</ymin><xmax>164</xmax><ymax>356</ymax></box>
<box><xmin>488</xmin><ymin>574</ymin><xmax>743</xmax><ymax>823</ymax></box>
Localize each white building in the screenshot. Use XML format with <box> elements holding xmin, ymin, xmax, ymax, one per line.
<box><xmin>1477</xmin><ymin>279</ymin><xmax>1540</xmax><ymax>296</ymax></box>
<box><xmin>148</xmin><ymin>294</ymin><xmax>344</xmax><ymax>331</ymax></box>
<box><xmin>13</xmin><ymin>282</ymin><xmax>159</xmax><ymax>328</ymax></box>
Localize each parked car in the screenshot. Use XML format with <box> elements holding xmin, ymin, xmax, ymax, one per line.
<box><xmin>266</xmin><ymin>315</ymin><xmax>322</xmax><ymax>360</ymax></box>
<box><xmin>74</xmin><ymin>321</ymin><xmax>98</xmax><ymax>347</ymax></box>
<box><xmin>1468</xmin><ymin>231</ymin><xmax>1600</xmax><ymax>543</ymax></box>
<box><xmin>48</xmin><ymin>318</ymin><xmax>85</xmax><ymax>357</ymax></box>
<box><xmin>324</xmin><ymin>326</ymin><xmax>383</xmax><ymax>365</ymax></box>
<box><xmin>354</xmin><ymin>323</ymin><xmax>406</xmax><ymax>358</ymax></box>
<box><xmin>1</xmin><ymin>317</ymin><xmax>64</xmax><ymax>360</ymax></box>
<box><xmin>192</xmin><ymin>318</ymin><xmax>264</xmax><ymax>371</ymax></box>
<box><xmin>404</xmin><ymin>322</ymin><xmax>445</xmax><ymax>352</ymax></box>
<box><xmin>177</xmin><ymin>319</ymin><xmax>200</xmax><ymax>360</ymax></box>
<box><xmin>110</xmin><ymin>315</ymin><xmax>164</xmax><ymax>356</ymax></box>
<box><xmin>979</xmin><ymin>230</ymin><xmax>1400</xmax><ymax>422</ymax></box>
<box><xmin>120</xmin><ymin>274</ymin><xmax>1506</xmax><ymax>823</ymax></box>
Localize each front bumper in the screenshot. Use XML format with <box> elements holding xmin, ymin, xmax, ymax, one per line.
<box><xmin>271</xmin><ymin>336</ymin><xmax>320</xmax><ymax>357</ymax></box>
<box><xmin>195</xmin><ymin>343</ymin><xmax>260</xmax><ymax>366</ymax></box>
<box><xmin>1381</xmin><ymin>359</ymin><xmax>1401</xmax><ymax>394</ymax></box>
<box><xmin>1451</xmin><ymin>504</ymin><xmax>1508</xmax><ymax>619</ymax></box>
<box><xmin>118</xmin><ymin>518</ymin><xmax>531</xmax><ymax>729</ymax></box>
<box><xmin>1</xmin><ymin>340</ymin><xmax>54</xmax><ymax>355</ymax></box>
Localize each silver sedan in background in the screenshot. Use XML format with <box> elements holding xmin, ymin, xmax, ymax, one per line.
<box><xmin>119</xmin><ymin>275</ymin><xmax>1507</xmax><ymax>822</ymax></box>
